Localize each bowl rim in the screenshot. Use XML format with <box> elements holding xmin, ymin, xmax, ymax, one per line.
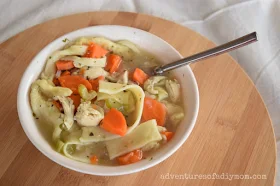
<box><xmin>17</xmin><ymin>25</ymin><xmax>199</xmax><ymax>176</ymax></box>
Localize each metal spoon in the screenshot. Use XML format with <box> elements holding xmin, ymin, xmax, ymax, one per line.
<box><xmin>153</xmin><ymin>32</ymin><xmax>258</xmax><ymax>75</ymax></box>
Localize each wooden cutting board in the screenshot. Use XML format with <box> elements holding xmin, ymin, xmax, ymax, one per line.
<box><xmin>0</xmin><ymin>12</ymin><xmax>276</xmax><ymax>186</ymax></box>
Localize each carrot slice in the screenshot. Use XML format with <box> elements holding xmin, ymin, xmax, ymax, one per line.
<box><xmin>105</xmin><ymin>54</ymin><xmax>121</xmax><ymax>73</ymax></box>
<box><xmin>132</xmin><ymin>68</ymin><xmax>149</xmax><ymax>85</ymax></box>
<box><xmin>53</xmin><ymin>77</ymin><xmax>60</xmax><ymax>86</ymax></box>
<box><xmin>100</xmin><ymin>108</ymin><xmax>127</xmax><ymax>136</ymax></box>
<box><xmin>58</xmin><ymin>75</ymin><xmax>92</xmax><ymax>94</ymax></box>
<box><xmin>117</xmin><ymin>149</ymin><xmax>143</xmax><ymax>165</ymax></box>
<box><xmin>61</xmin><ymin>70</ymin><xmax>71</xmax><ymax>76</ymax></box>
<box><xmin>142</xmin><ymin>97</ymin><xmax>166</xmax><ymax>126</ymax></box>
<box><xmin>89</xmin><ymin>76</ymin><xmax>105</xmax><ymax>91</ymax></box>
<box><xmin>161</xmin><ymin>131</ymin><xmax>174</xmax><ymax>142</ymax></box>
<box><xmin>56</xmin><ymin>60</ymin><xmax>75</xmax><ymax>71</ymax></box>
<box><xmin>84</xmin><ymin>42</ymin><xmax>108</xmax><ymax>58</ymax></box>
<box><xmin>90</xmin><ymin>155</ymin><xmax>99</xmax><ymax>164</ymax></box>
<box><xmin>53</xmin><ymin>100</ymin><xmax>62</xmax><ymax>112</ymax></box>
<box><xmin>68</xmin><ymin>94</ymin><xmax>81</xmax><ymax>110</ymax></box>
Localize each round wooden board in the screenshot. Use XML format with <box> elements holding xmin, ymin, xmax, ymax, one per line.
<box><xmin>0</xmin><ymin>12</ymin><xmax>276</xmax><ymax>186</ymax></box>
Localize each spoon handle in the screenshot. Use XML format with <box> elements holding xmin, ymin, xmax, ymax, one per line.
<box><xmin>153</xmin><ymin>32</ymin><xmax>258</xmax><ymax>75</ymax></box>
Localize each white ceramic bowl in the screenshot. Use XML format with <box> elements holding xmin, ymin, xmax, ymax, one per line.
<box><xmin>17</xmin><ymin>25</ymin><xmax>199</xmax><ymax>176</ymax></box>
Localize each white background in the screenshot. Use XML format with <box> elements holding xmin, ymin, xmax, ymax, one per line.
<box><xmin>1</xmin><ymin>0</ymin><xmax>279</xmax><ymax>184</ymax></box>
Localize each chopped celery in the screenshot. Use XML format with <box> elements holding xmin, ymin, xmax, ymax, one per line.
<box><xmin>106</xmin><ymin>99</ymin><xmax>128</xmax><ymax>115</ymax></box>
<box><xmin>56</xmin><ymin>140</ymin><xmax>65</xmax><ymax>152</ymax></box>
<box><xmin>105</xmin><ymin>99</ymin><xmax>122</xmax><ymax>110</ymax></box>
<box><xmin>66</xmin><ymin>144</ymin><xmax>76</xmax><ymax>155</ymax></box>
<box><xmin>78</xmin><ymin>84</ymin><xmax>97</xmax><ymax>101</ymax></box>
<box><xmin>105</xmin><ymin>91</ymin><xmax>135</xmax><ymax>115</ymax></box>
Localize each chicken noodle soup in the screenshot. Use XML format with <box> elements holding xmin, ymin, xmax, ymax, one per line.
<box><xmin>30</xmin><ymin>37</ymin><xmax>185</xmax><ymax>166</ymax></box>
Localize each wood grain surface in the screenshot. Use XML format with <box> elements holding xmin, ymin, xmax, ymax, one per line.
<box><xmin>0</xmin><ymin>12</ymin><xmax>276</xmax><ymax>186</ymax></box>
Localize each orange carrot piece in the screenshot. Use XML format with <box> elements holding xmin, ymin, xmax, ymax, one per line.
<box><xmin>105</xmin><ymin>54</ymin><xmax>122</xmax><ymax>73</ymax></box>
<box><xmin>90</xmin><ymin>155</ymin><xmax>99</xmax><ymax>164</ymax></box>
<box><xmin>58</xmin><ymin>75</ymin><xmax>92</xmax><ymax>94</ymax></box>
<box><xmin>117</xmin><ymin>149</ymin><xmax>143</xmax><ymax>165</ymax></box>
<box><xmin>53</xmin><ymin>77</ymin><xmax>60</xmax><ymax>86</ymax></box>
<box><xmin>61</xmin><ymin>70</ymin><xmax>71</xmax><ymax>76</ymax></box>
<box><xmin>53</xmin><ymin>100</ymin><xmax>62</xmax><ymax>111</ymax></box>
<box><xmin>100</xmin><ymin>108</ymin><xmax>127</xmax><ymax>136</ymax></box>
<box><xmin>161</xmin><ymin>131</ymin><xmax>174</xmax><ymax>142</ymax></box>
<box><xmin>89</xmin><ymin>76</ymin><xmax>105</xmax><ymax>91</ymax></box>
<box><xmin>84</xmin><ymin>42</ymin><xmax>108</xmax><ymax>58</ymax></box>
<box><xmin>68</xmin><ymin>94</ymin><xmax>81</xmax><ymax>110</ymax></box>
<box><xmin>132</xmin><ymin>68</ymin><xmax>149</xmax><ymax>85</ymax></box>
<box><xmin>142</xmin><ymin>97</ymin><xmax>166</xmax><ymax>126</ymax></box>
<box><xmin>56</xmin><ymin>60</ymin><xmax>75</xmax><ymax>71</ymax></box>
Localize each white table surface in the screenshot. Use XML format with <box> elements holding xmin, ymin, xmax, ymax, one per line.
<box><xmin>1</xmin><ymin>0</ymin><xmax>279</xmax><ymax>184</ymax></box>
